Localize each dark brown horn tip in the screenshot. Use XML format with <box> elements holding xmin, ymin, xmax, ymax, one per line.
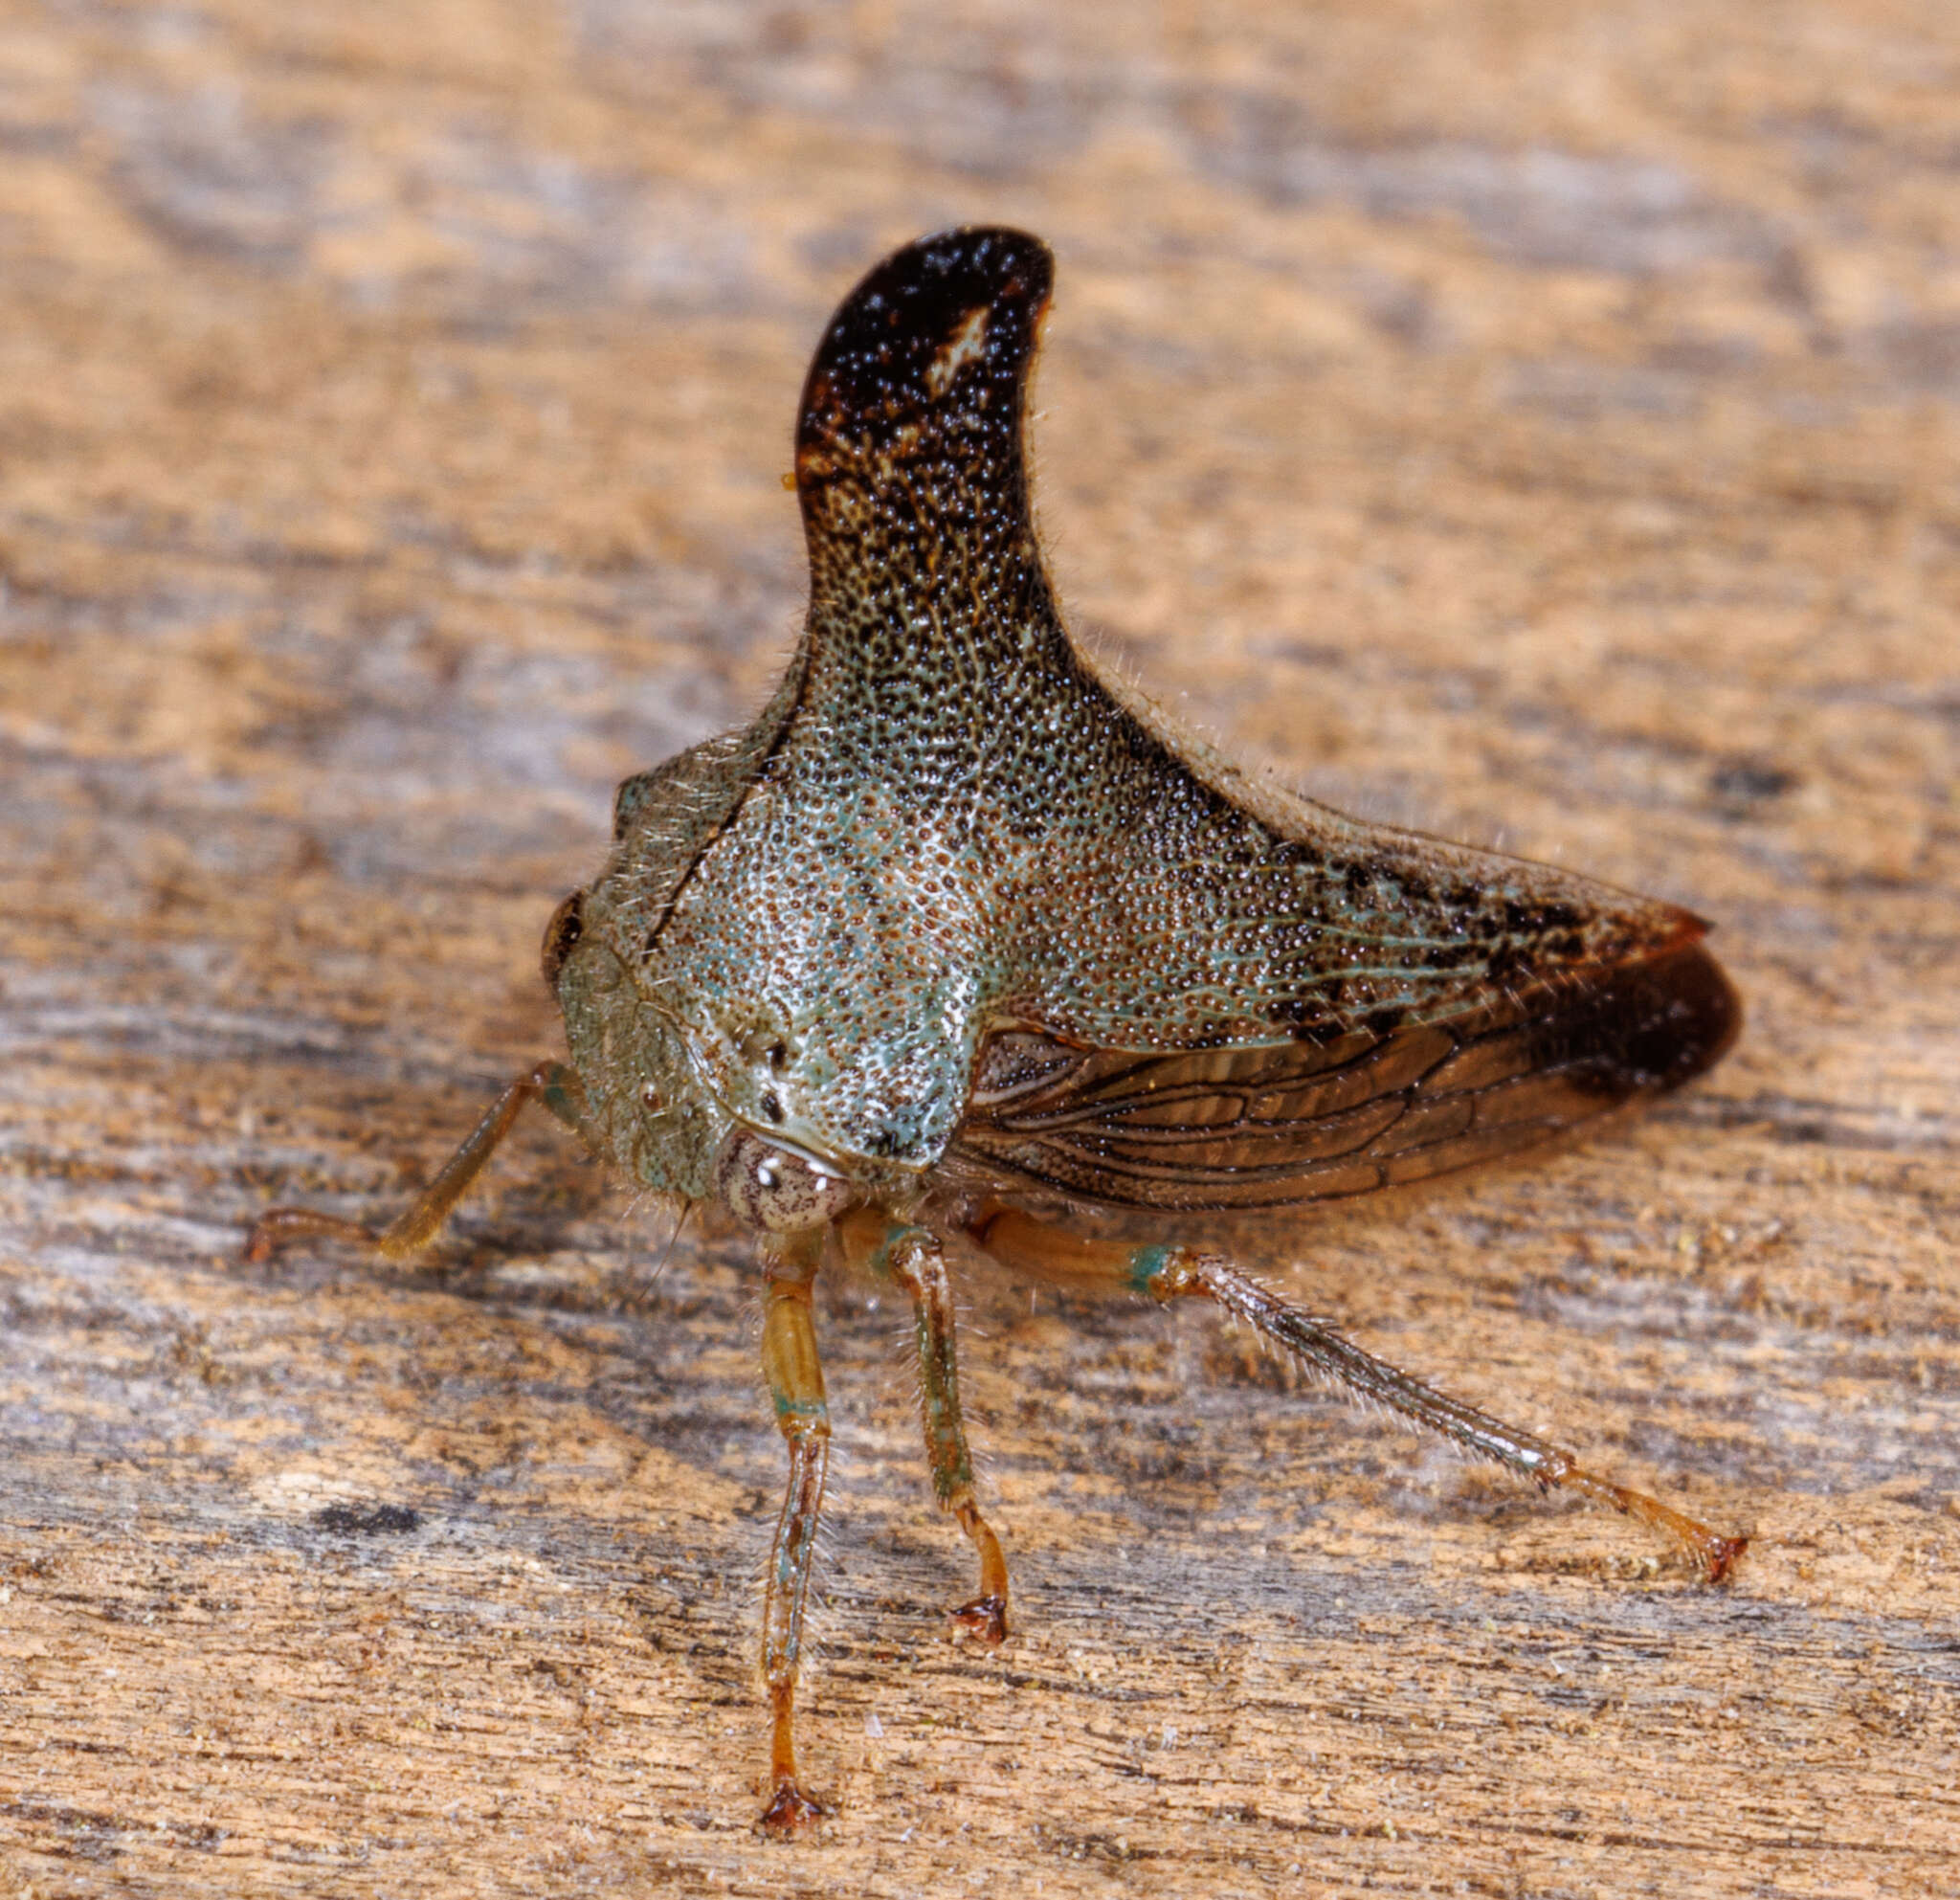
<box><xmin>797</xmin><ymin>226</ymin><xmax>1054</xmax><ymax>448</ymax></box>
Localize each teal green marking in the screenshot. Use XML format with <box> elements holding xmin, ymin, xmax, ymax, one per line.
<box><xmin>1128</xmin><ymin>1244</ymin><xmax>1175</xmax><ymax>1294</ymax></box>
<box><xmin>538</xmin><ymin>1066</ymin><xmax>582</xmax><ymax>1131</ymax></box>
<box><xmin>772</xmin><ymin>1395</ymin><xmax>829</xmax><ymax>1423</ymax></box>
<box><xmin>921</xmin><ymin>1344</ymin><xmax>972</xmax><ymax>1498</ymax></box>
<box><xmin>873</xmin><ymin>1222</ymin><xmax>923</xmax><ymax>1281</ymax></box>
<box><xmin>933</xmin><ymin>1452</ymin><xmax>974</xmax><ymax>1504</ymax></box>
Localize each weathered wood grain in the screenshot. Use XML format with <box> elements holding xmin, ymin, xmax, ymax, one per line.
<box><xmin>2</xmin><ymin>3</ymin><xmax>1956</xmax><ymax>1895</ymax></box>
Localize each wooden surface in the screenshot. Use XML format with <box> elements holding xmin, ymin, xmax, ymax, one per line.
<box><xmin>3</xmin><ymin>3</ymin><xmax>1957</xmax><ymax>1894</ymax></box>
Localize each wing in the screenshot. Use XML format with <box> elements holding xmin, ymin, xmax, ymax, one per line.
<box><xmin>946</xmin><ymin>942</ymin><xmax>1739</xmax><ymax>1214</ymax></box>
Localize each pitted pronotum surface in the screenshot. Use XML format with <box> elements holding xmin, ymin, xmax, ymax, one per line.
<box><xmin>554</xmin><ymin>228</ymin><xmax>1734</xmax><ymax>1198</ymax></box>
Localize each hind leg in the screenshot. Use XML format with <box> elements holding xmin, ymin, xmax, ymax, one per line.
<box><xmin>970</xmin><ymin>1206</ymin><xmax>1747</xmax><ymax>1583</ymax></box>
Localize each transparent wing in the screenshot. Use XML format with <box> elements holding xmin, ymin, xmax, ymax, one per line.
<box><xmin>947</xmin><ymin>944</ymin><xmax>1738</xmax><ymax>1214</ymax></box>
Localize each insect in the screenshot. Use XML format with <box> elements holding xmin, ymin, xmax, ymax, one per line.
<box><xmin>250</xmin><ymin>226</ymin><xmax>1748</xmax><ymax>1835</ymax></box>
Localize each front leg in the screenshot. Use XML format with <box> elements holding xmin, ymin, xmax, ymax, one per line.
<box><xmin>243</xmin><ymin>1059</ymin><xmax>587</xmax><ymax>1263</ymax></box>
<box><xmin>756</xmin><ymin>1230</ymin><xmax>834</xmax><ymax>1836</ymax></box>
<box><xmin>971</xmin><ymin>1206</ymin><xmax>1748</xmax><ymax>1583</ymax></box>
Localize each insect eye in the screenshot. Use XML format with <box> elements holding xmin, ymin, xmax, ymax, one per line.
<box><xmin>540</xmin><ymin>892</ymin><xmax>585</xmax><ymax>989</ymax></box>
<box><xmin>713</xmin><ymin>1130</ymin><xmax>857</xmax><ymax>1235</ymax></box>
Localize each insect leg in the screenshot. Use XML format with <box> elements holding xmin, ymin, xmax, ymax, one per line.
<box><xmin>844</xmin><ymin>1215</ymin><xmax>1011</xmax><ymax>1643</ymax></box>
<box><xmin>971</xmin><ymin>1207</ymin><xmax>1747</xmax><ymax>1583</ymax></box>
<box><xmin>756</xmin><ymin>1230</ymin><xmax>833</xmax><ymax>1836</ymax></box>
<box><xmin>243</xmin><ymin>1060</ymin><xmax>586</xmax><ymax>1263</ymax></box>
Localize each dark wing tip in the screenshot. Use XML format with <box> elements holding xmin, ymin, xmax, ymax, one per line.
<box><xmin>1531</xmin><ymin>939</ymin><xmax>1740</xmax><ymax>1106</ymax></box>
<box><xmin>796</xmin><ymin>226</ymin><xmax>1054</xmax><ymax>462</ymax></box>
<box><xmin>1606</xmin><ymin>940</ymin><xmax>1743</xmax><ymax>1091</ymax></box>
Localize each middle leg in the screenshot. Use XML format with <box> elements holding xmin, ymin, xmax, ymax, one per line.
<box><xmin>840</xmin><ymin>1211</ymin><xmax>1011</xmax><ymax>1643</ymax></box>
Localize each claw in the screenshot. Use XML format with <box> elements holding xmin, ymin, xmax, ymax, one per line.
<box><xmin>757</xmin><ymin>1777</ymin><xmax>831</xmax><ymax>1838</ymax></box>
<box><xmin>1703</xmin><ymin>1531</ymin><xmax>1750</xmax><ymax>1586</ymax></box>
<box><xmin>951</xmin><ymin>1593</ymin><xmax>1009</xmax><ymax>1645</ymax></box>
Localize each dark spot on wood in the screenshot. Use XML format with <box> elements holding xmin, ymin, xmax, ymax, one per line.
<box><xmin>1711</xmin><ymin>758</ymin><xmax>1798</xmax><ymax>811</ymax></box>
<box><xmin>312</xmin><ymin>1503</ymin><xmax>421</xmax><ymax>1535</ymax></box>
